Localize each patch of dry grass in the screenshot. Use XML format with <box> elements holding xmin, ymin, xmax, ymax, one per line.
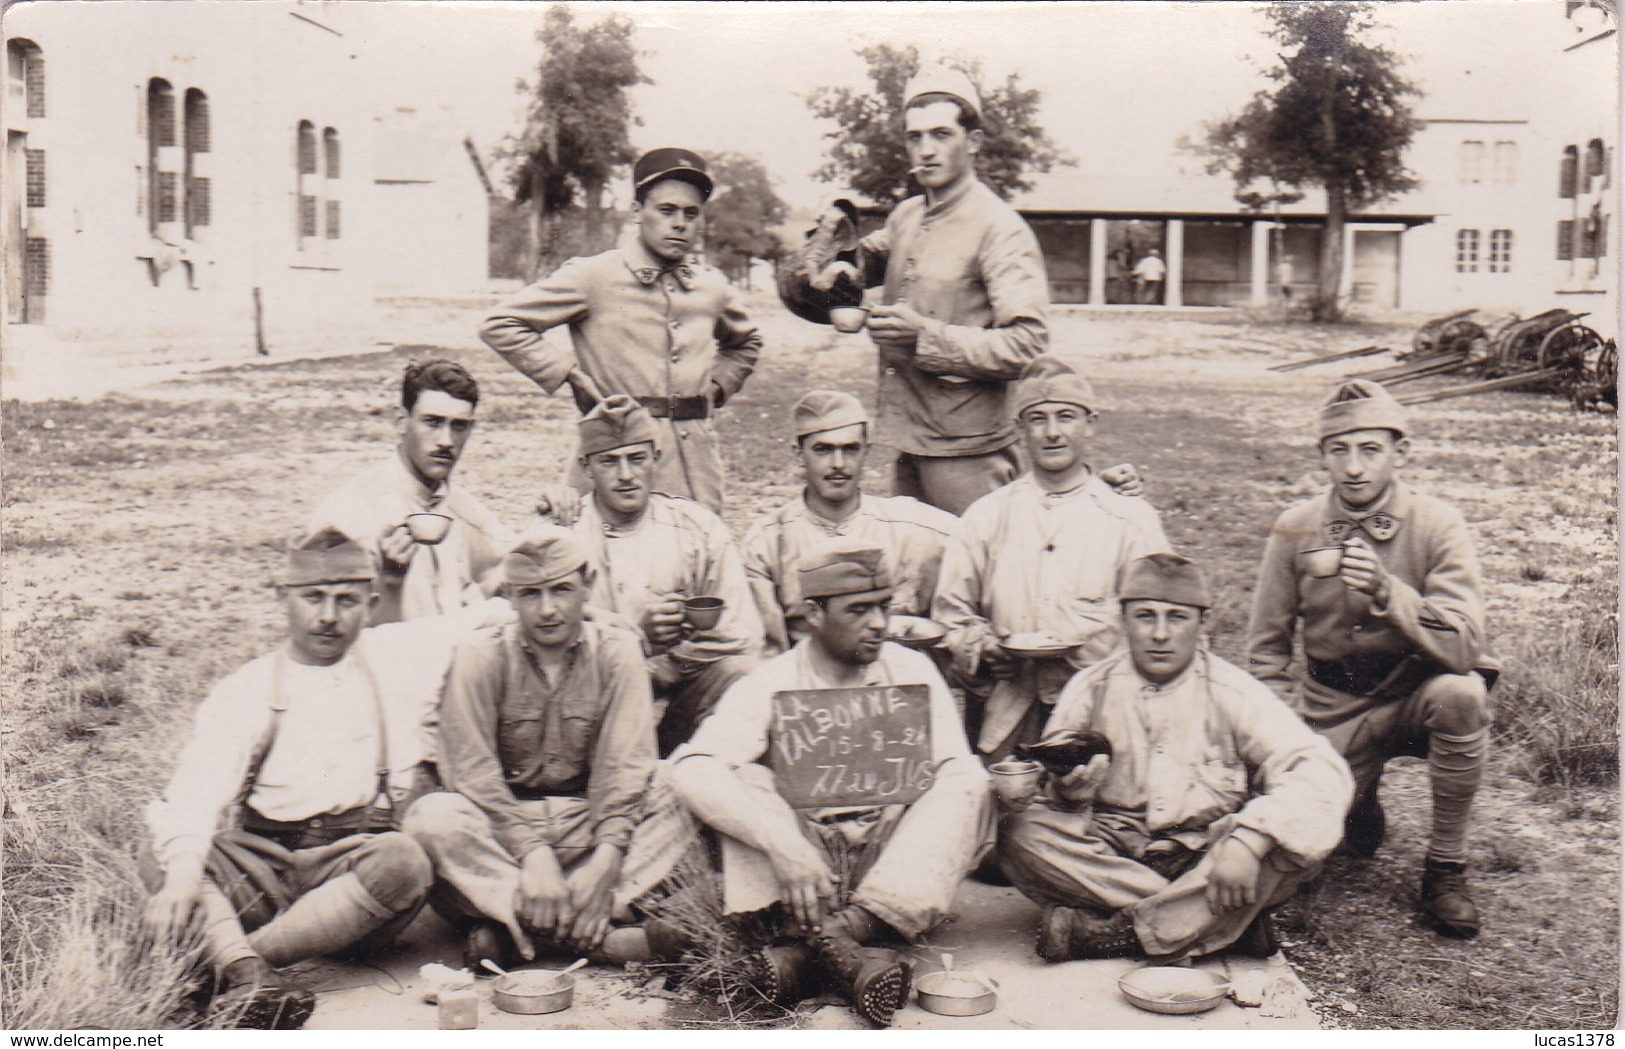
<box><xmin>1</xmin><ymin>297</ymin><xmax>1616</xmax><ymax>1030</ymax></box>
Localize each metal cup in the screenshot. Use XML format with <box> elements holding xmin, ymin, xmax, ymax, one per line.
<box><xmin>989</xmin><ymin>759</ymin><xmax>1044</xmax><ymax>802</ymax></box>
<box><xmin>405</xmin><ymin>511</ymin><xmax>453</xmax><ymax>545</ymax></box>
<box><xmin>682</xmin><ymin>596</ymin><xmax>725</xmax><ymax>631</ymax></box>
<box><xmin>1300</xmin><ymin>546</ymin><xmax>1345</xmax><ymax>578</ymax></box>
<box><xmin>829</xmin><ymin>306</ymin><xmax>869</xmax><ymax>333</ymax></box>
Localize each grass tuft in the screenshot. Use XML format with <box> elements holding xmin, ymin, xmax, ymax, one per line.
<box><xmin>1495</xmin><ymin>605</ymin><xmax>1620</xmax><ymax>788</ymax></box>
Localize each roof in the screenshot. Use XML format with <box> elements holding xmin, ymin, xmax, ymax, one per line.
<box><xmin>1008</xmin><ymin>172</ymin><xmax>1436</xmax><ymax>224</ymax></box>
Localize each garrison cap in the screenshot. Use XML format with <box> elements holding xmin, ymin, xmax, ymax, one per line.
<box><xmin>633</xmin><ymin>147</ymin><xmax>713</xmax><ymax>201</ymax></box>
<box><xmin>904</xmin><ymin>65</ymin><xmax>983</xmax><ymax>124</ymax></box>
<box><xmin>798</xmin><ymin>537</ymin><xmax>895</xmax><ymax>600</ymax></box>
<box><xmin>1119</xmin><ymin>552</ymin><xmax>1212</xmax><ymax>610</ymax></box>
<box><xmin>282</xmin><ymin>526</ymin><xmax>376</xmax><ymax>587</ymax></box>
<box><xmin>579</xmin><ymin>394</ymin><xmax>660</xmax><ymax>458</ymax></box>
<box><xmin>1011</xmin><ymin>357</ymin><xmax>1098</xmax><ymax>418</ymax></box>
<box><xmin>1318</xmin><ymin>379</ymin><xmax>1408</xmax><ymax>441</ymax></box>
<box><xmin>794</xmin><ymin>390</ymin><xmax>870</xmax><ymax>439</ymax></box>
<box><xmin>503</xmin><ymin>525</ymin><xmax>589</xmax><ymax>587</ymax></box>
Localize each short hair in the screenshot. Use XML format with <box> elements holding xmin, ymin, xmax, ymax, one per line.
<box><xmin>402</xmin><ymin>358</ymin><xmax>479</xmax><ymax>412</ymax></box>
<box><xmin>906</xmin><ymin>91</ymin><xmax>981</xmax><ymax>132</ymax></box>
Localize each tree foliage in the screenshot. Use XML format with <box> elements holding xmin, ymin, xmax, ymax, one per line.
<box><xmin>497</xmin><ymin>4</ymin><xmax>649</xmax><ymax>277</ymax></box>
<box><xmin>703</xmin><ymin>153</ymin><xmax>788</xmax><ymax>287</ymax></box>
<box><xmin>1197</xmin><ymin>2</ymin><xmax>1419</xmax><ymax>321</ymax></box>
<box><xmin>808</xmin><ymin>44</ymin><xmax>1069</xmax><ymax>205</ymax></box>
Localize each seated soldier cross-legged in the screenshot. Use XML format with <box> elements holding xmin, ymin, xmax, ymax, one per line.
<box><xmin>998</xmin><ymin>553</ymin><xmax>1354</xmax><ymax>964</ymax></box>
<box><xmin>402</xmin><ymin>525</ymin><xmax>692</xmax><ymax>971</ymax></box>
<box><xmin>669</xmin><ymin>537</ymin><xmax>991</xmax><ymax>1026</ymax></box>
<box><xmin>142</xmin><ymin>528</ymin><xmax>505</xmax><ymax>1029</ymax></box>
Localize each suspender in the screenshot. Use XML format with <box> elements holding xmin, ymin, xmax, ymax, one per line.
<box><xmin>233</xmin><ymin>648</ymin><xmax>392</xmax><ymax>828</ymax></box>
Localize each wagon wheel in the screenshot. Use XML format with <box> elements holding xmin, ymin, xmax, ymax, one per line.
<box><xmin>1538</xmin><ymin>322</ymin><xmax>1602</xmax><ymax>371</ymax></box>
<box><xmin>1500</xmin><ymin>326</ymin><xmax>1547</xmax><ymax>370</ymax></box>
<box><xmin>1434</xmin><ymin>319</ymin><xmax>1487</xmax><ymax>358</ymax></box>
<box><xmin>1595</xmin><ymin>338</ymin><xmax>1619</xmax><ymax>390</ymax></box>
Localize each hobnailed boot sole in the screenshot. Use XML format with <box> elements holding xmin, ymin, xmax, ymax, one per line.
<box><xmin>750</xmin><ymin>942</ymin><xmax>819</xmax><ymax>1005</ymax></box>
<box><xmin>848</xmin><ymin>948</ymin><xmax>911</xmax><ymax>1027</ymax></box>
<box><xmin>210</xmin><ymin>983</ymin><xmax>316</xmax><ymax>1031</ymax></box>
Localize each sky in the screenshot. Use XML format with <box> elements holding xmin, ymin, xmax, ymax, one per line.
<box><xmin>342</xmin><ymin>0</ymin><xmax>1601</xmax><ymax>211</ymax></box>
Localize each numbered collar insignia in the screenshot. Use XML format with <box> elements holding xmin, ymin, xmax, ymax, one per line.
<box><xmin>1326</xmin><ymin>512</ymin><xmax>1400</xmax><ymax>544</ymax></box>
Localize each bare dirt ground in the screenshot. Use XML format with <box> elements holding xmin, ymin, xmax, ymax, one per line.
<box><xmin>2</xmin><ymin>291</ymin><xmax>1617</xmax><ymax>1029</ymax></box>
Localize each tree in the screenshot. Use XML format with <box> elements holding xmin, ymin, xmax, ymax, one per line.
<box><xmin>808</xmin><ymin>44</ymin><xmax>1069</xmax><ymax>205</ymax></box>
<box><xmin>1196</xmin><ymin>2</ymin><xmax>1419</xmax><ymax>322</ymax></box>
<box><xmin>703</xmin><ymin>153</ymin><xmax>788</xmax><ymax>288</ymax></box>
<box><xmin>497</xmin><ymin>4</ymin><xmax>649</xmax><ymax>278</ymax></box>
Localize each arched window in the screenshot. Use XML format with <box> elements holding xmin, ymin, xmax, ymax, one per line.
<box><xmin>323</xmin><ymin>127</ymin><xmax>340</xmax><ymax>179</ymax></box>
<box><xmin>1560</xmin><ymin>145</ymin><xmax>1579</xmax><ymax>198</ymax></box>
<box><xmin>1492</xmin><ymin>141</ymin><xmax>1518</xmax><ymax>185</ymax></box>
<box><xmin>146</xmin><ymin>78</ymin><xmax>177</xmax><ymax>233</ymax></box>
<box><xmin>183</xmin><ymin>89</ymin><xmax>211</xmax><ymax>236</ymax></box>
<box><xmin>296</xmin><ymin>120</ymin><xmax>317</xmax><ymax>239</ymax></box>
<box><xmin>8</xmin><ymin>39</ymin><xmax>44</xmax><ymax>117</ymax></box>
<box><xmin>7</xmin><ymin>40</ymin><xmax>47</xmax><ymax>321</ymax></box>
<box><xmin>322</xmin><ymin>128</ymin><xmax>341</xmax><ymax>239</ymax></box>
<box><xmin>1458</xmin><ymin>140</ymin><xmax>1485</xmax><ymax>185</ymax></box>
<box><xmin>1585</xmin><ymin>139</ymin><xmax>1606</xmax><ymax>179</ymax></box>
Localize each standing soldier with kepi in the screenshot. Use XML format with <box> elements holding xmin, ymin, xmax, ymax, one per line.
<box><xmin>1246</xmin><ymin>379</ymin><xmax>1496</xmax><ymax>939</ymax></box>
<box><xmin>785</xmin><ymin>67</ymin><xmax>1050</xmax><ymax>515</ymax></box>
<box><xmin>479</xmin><ymin>148</ymin><xmax>762</xmax><ymax>514</ymax></box>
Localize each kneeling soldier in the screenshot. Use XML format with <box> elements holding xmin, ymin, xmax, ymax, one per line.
<box><xmin>1000</xmin><ymin>554</ymin><xmax>1353</xmax><ymax>962</ymax></box>
<box><xmin>1246</xmin><ymin>380</ymin><xmax>1497</xmax><ymax>938</ymax></box>
<box><xmin>669</xmin><ymin>537</ymin><xmax>991</xmax><ymax>1026</ymax></box>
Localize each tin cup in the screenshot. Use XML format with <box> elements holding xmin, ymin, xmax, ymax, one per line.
<box><xmin>682</xmin><ymin>596</ymin><xmax>725</xmax><ymax>631</ymax></box>
<box><xmin>405</xmin><ymin>511</ymin><xmax>453</xmax><ymax>545</ymax></box>
<box><xmin>989</xmin><ymin>759</ymin><xmax>1044</xmax><ymax>803</ymax></box>
<box><xmin>1300</xmin><ymin>546</ymin><xmax>1345</xmax><ymax>579</ymax></box>
<box><xmin>829</xmin><ymin>306</ymin><xmax>870</xmax><ymax>333</ymax></box>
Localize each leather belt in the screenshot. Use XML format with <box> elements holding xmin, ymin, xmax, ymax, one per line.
<box><xmin>637</xmin><ymin>395</ymin><xmax>711</xmax><ymax>421</ymax></box>
<box><xmin>1308</xmin><ymin>652</ymin><xmax>1434</xmax><ymax>702</ymax></box>
<box><xmin>241</xmin><ymin>803</ymin><xmax>387</xmax><ymax>850</ymax></box>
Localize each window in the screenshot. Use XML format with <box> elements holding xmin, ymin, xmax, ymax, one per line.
<box><xmin>1488</xmin><ymin>229</ymin><xmax>1513</xmax><ymax>273</ymax></box>
<box><xmin>1580</xmin><ymin>204</ymin><xmax>1607</xmax><ymax>259</ymax></box>
<box><xmin>323</xmin><ymin>127</ymin><xmax>340</xmax><ymax>179</ymax></box>
<box><xmin>183</xmin><ymin>89</ymin><xmax>210</xmax><ymax>235</ymax></box>
<box><xmin>1585</xmin><ymin>139</ymin><xmax>1606</xmax><ymax>180</ymax></box>
<box><xmin>1560</xmin><ymin>145</ymin><xmax>1579</xmax><ymax>198</ymax></box>
<box><xmin>23</xmin><ymin>48</ymin><xmax>43</xmax><ymax>117</ymax></box>
<box><xmin>1458</xmin><ymin>140</ymin><xmax>1485</xmax><ymax>185</ymax></box>
<box><xmin>1492</xmin><ymin>141</ymin><xmax>1518</xmax><ymax>185</ymax></box>
<box><xmin>25</xmin><ymin>238</ymin><xmax>49</xmax><ymax>298</ymax></box>
<box><xmin>1558</xmin><ymin>220</ymin><xmax>1575</xmax><ymax>261</ymax></box>
<box><xmin>145</xmin><ymin>78</ymin><xmax>176</xmax><ymax>234</ymax></box>
<box><xmin>1455</xmin><ymin>229</ymin><xmax>1480</xmax><ymax>273</ymax></box>
<box><xmin>25</xmin><ymin>148</ymin><xmax>45</xmax><ymax>208</ymax></box>
<box><xmin>324</xmin><ymin>200</ymin><xmax>341</xmax><ymax>239</ymax></box>
<box><xmin>297</xmin><ymin>121</ymin><xmax>317</xmax><ymax>175</ymax></box>
<box><xmin>299</xmin><ymin>195</ymin><xmax>318</xmax><ymax>237</ymax></box>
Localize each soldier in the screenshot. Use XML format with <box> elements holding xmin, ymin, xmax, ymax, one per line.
<box><xmin>739</xmin><ymin>390</ymin><xmax>959</xmax><ymax>655</ymax></box>
<box><xmin>310</xmin><ymin>359</ymin><xmax>513</xmax><ymax>625</ymax></box>
<box><xmin>479</xmin><ymin>147</ymin><xmax>762</xmax><ymax>514</ymax></box>
<box><xmin>142</xmin><ymin>528</ymin><xmax>505</xmax><ymax>1028</ymax></box>
<box><xmin>1246</xmin><ymin>380</ymin><xmax>1496</xmax><ymax>939</ymax></box>
<box><xmin>403</xmin><ymin>526</ymin><xmax>691</xmax><ymax>969</ymax></box>
<box><xmin>780</xmin><ymin>67</ymin><xmax>1049</xmax><ymax>515</ymax></box>
<box><xmin>935</xmin><ymin>358</ymin><xmax>1169</xmax><ymax>761</ymax></box>
<box><xmin>999</xmin><ymin>554</ymin><xmax>1353</xmax><ymax>962</ymax></box>
<box><xmin>669</xmin><ymin>538</ymin><xmax>990</xmax><ymax>1026</ymax></box>
<box><xmin>568</xmin><ymin>396</ymin><xmax>763</xmax><ymax>755</ymax></box>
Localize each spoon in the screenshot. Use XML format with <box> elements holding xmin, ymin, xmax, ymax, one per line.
<box><xmin>479</xmin><ymin>958</ymin><xmax>509</xmax><ymax>978</ymax></box>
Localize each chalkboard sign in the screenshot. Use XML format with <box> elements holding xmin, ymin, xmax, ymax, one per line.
<box><xmin>768</xmin><ymin>685</ymin><xmax>934</xmax><ymax>809</ymax></box>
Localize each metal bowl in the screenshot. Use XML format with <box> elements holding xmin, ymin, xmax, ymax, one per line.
<box><xmin>887</xmin><ymin>615</ymin><xmax>947</xmax><ymax>649</ymax></box>
<box><xmin>914</xmin><ymin>970</ymin><xmax>998</xmax><ymax>1016</ymax></box>
<box><xmin>998</xmin><ymin>633</ymin><xmax>1079</xmax><ymax>659</ymax></box>
<box><xmin>491</xmin><ymin>970</ymin><xmax>575</xmax><ymax>1015</ymax></box>
<box><xmin>1117</xmin><ymin>966</ymin><xmax>1229</xmax><ymax>1015</ymax></box>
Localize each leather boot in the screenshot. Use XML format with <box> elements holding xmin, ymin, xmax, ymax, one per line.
<box><xmin>746</xmin><ymin>940</ymin><xmax>820</xmax><ymax>1005</ymax></box>
<box><xmin>209</xmin><ymin>957</ymin><xmax>316</xmax><ymax>1031</ymax></box>
<box><xmin>464</xmin><ymin>921</ymin><xmax>520</xmax><ymax>972</ymax></box>
<box><xmin>813</xmin><ymin>909</ymin><xmax>909</xmax><ymax>1026</ymax></box>
<box><xmin>1341</xmin><ymin>794</ymin><xmax>1386</xmax><ymax>858</ymax></box>
<box><xmin>1420</xmin><ymin>859</ymin><xmax>1481</xmax><ymax>939</ymax></box>
<box><xmin>246</xmin><ymin>873</ymin><xmax>397</xmax><ymax>968</ymax></box>
<box><xmin>643</xmin><ymin>916</ymin><xmax>697</xmax><ymax>961</ymax></box>
<box><xmin>1227</xmin><ymin>909</ymin><xmax>1280</xmax><ymax>958</ymax></box>
<box><xmin>1035</xmin><ymin>906</ymin><xmax>1143</xmax><ymax>963</ymax></box>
